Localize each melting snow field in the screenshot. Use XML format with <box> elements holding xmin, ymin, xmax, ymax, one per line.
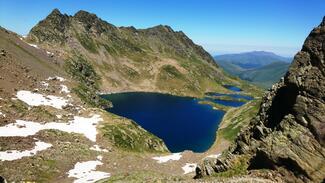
<box><xmin>0</xmin><ymin>115</ymin><xmax>102</xmax><ymax>142</ymax></box>
<box><xmin>152</xmin><ymin>153</ymin><xmax>182</xmax><ymax>163</ymax></box>
<box><xmin>206</xmin><ymin>153</ymin><xmax>221</xmax><ymax>159</ymax></box>
<box><xmin>1</xmin><ymin>78</ymin><xmax>112</xmax><ymax>181</ymax></box>
<box><xmin>16</xmin><ymin>90</ymin><xmax>69</xmax><ymax>109</ymax></box>
<box><xmin>60</xmin><ymin>84</ymin><xmax>70</xmax><ymax>93</ymax></box>
<box><xmin>182</xmin><ymin>163</ymin><xmax>197</xmax><ymax>174</ymax></box>
<box><xmin>0</xmin><ymin>140</ymin><xmax>52</xmax><ymax>161</ymax></box>
<box><xmin>67</xmin><ymin>158</ymin><xmax>110</xmax><ymax>183</ymax></box>
<box><xmin>28</xmin><ymin>43</ymin><xmax>39</xmax><ymax>49</ymax></box>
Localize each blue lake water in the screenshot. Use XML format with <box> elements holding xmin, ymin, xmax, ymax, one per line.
<box><xmin>223</xmin><ymin>85</ymin><xmax>242</xmax><ymax>92</ymax></box>
<box><xmin>102</xmin><ymin>91</ymin><xmax>250</xmax><ymax>152</ymax></box>
<box><xmin>203</xmin><ymin>97</ymin><xmax>246</xmax><ymax>107</ymax></box>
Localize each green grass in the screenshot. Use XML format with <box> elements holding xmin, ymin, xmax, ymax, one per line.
<box><xmin>210</xmin><ymin>155</ymin><xmax>250</xmax><ymax>178</ymax></box>
<box><xmin>161</xmin><ymin>65</ymin><xmax>183</xmax><ymax>78</ymax></box>
<box><xmin>102</xmin><ymin>43</ymin><xmax>118</xmax><ymax>55</ymax></box>
<box><xmin>118</xmin><ymin>65</ymin><xmax>141</xmax><ymax>81</ymax></box>
<box><xmin>101</xmin><ymin>122</ymin><xmax>167</xmax><ymax>153</ymax></box>
<box><xmin>217</xmin><ymin>100</ymin><xmax>261</xmax><ymax>142</ymax></box>
<box><xmin>28</xmin><ymin>107</ymin><xmax>56</xmax><ymax>121</ymax></box>
<box><xmin>65</xmin><ymin>55</ymin><xmax>110</xmax><ymax>107</ymax></box>
<box><xmin>198</xmin><ymin>100</ymin><xmax>231</xmax><ymax>112</ymax></box>
<box><xmin>101</xmin><ymin>170</ymin><xmax>185</xmax><ymax>183</ymax></box>
<box><xmin>9</xmin><ymin>100</ymin><xmax>28</xmax><ymax>114</ymax></box>
<box><xmin>75</xmin><ymin>32</ymin><xmax>98</xmax><ymax>53</ymax></box>
<box><xmin>218</xmin><ymin>123</ymin><xmax>242</xmax><ymax>141</ymax></box>
<box><xmin>36</xmin><ymin>159</ymin><xmax>58</xmax><ymax>182</ymax></box>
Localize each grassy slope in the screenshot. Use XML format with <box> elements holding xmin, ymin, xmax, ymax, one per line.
<box><xmin>210</xmin><ymin>99</ymin><xmax>261</xmax><ymax>151</ymax></box>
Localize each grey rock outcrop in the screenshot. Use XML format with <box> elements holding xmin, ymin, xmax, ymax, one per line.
<box><xmin>196</xmin><ymin>17</ymin><xmax>325</xmax><ymax>182</ymax></box>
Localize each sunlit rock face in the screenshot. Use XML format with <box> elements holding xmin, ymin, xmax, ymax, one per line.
<box><xmin>196</xmin><ymin>17</ymin><xmax>325</xmax><ymax>183</ymax></box>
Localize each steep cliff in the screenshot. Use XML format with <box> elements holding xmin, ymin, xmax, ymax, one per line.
<box><xmin>196</xmin><ymin>17</ymin><xmax>325</xmax><ymax>182</ymax></box>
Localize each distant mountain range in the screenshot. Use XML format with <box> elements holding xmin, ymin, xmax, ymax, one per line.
<box><xmin>214</xmin><ymin>51</ymin><xmax>292</xmax><ymax>88</ymax></box>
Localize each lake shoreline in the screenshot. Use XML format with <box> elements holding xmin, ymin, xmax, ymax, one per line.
<box><xmin>101</xmin><ymin>87</ymin><xmax>254</xmax><ymax>154</ymax></box>
<box><xmin>102</xmin><ymin>92</ymin><xmax>226</xmax><ymax>153</ymax></box>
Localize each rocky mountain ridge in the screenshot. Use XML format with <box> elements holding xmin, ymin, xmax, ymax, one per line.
<box><xmin>26</xmin><ymin>9</ymin><xmax>247</xmax><ymax>98</ymax></box>
<box><xmin>196</xmin><ymin>17</ymin><xmax>325</xmax><ymax>182</ymax></box>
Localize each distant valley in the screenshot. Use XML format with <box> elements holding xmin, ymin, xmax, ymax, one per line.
<box><xmin>214</xmin><ymin>51</ymin><xmax>292</xmax><ymax>88</ymax></box>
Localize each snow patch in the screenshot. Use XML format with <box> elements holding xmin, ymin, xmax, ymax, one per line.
<box><xmin>97</xmin><ymin>155</ymin><xmax>103</xmax><ymax>161</ymax></box>
<box><xmin>0</xmin><ymin>140</ymin><xmax>52</xmax><ymax>161</ymax></box>
<box><xmin>90</xmin><ymin>145</ymin><xmax>108</xmax><ymax>152</ymax></box>
<box><xmin>46</xmin><ymin>51</ymin><xmax>54</xmax><ymax>56</ymax></box>
<box><xmin>40</xmin><ymin>81</ymin><xmax>49</xmax><ymax>87</ymax></box>
<box><xmin>16</xmin><ymin>90</ymin><xmax>69</xmax><ymax>109</ymax></box>
<box><xmin>182</xmin><ymin>163</ymin><xmax>197</xmax><ymax>174</ymax></box>
<box><xmin>67</xmin><ymin>160</ymin><xmax>110</xmax><ymax>183</ymax></box>
<box><xmin>60</xmin><ymin>84</ymin><xmax>70</xmax><ymax>93</ymax></box>
<box><xmin>28</xmin><ymin>43</ymin><xmax>39</xmax><ymax>49</ymax></box>
<box><xmin>0</xmin><ymin>115</ymin><xmax>102</xmax><ymax>142</ymax></box>
<box><xmin>152</xmin><ymin>153</ymin><xmax>182</xmax><ymax>163</ymax></box>
<box><xmin>0</xmin><ymin>111</ymin><xmax>5</xmax><ymax>117</ymax></box>
<box><xmin>207</xmin><ymin>153</ymin><xmax>221</xmax><ymax>159</ymax></box>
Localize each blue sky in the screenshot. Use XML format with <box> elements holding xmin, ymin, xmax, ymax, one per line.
<box><xmin>0</xmin><ymin>0</ymin><xmax>324</xmax><ymax>56</ymax></box>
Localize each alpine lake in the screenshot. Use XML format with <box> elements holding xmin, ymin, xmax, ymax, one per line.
<box><xmin>102</xmin><ymin>86</ymin><xmax>252</xmax><ymax>152</ymax></box>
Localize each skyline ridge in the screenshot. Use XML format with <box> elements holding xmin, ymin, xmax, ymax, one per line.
<box><xmin>1</xmin><ymin>0</ymin><xmax>324</xmax><ymax>56</ymax></box>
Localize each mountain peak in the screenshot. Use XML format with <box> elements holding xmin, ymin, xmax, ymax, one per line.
<box><xmin>74</xmin><ymin>10</ymin><xmax>98</xmax><ymax>22</ymax></box>
<box><xmin>49</xmin><ymin>8</ymin><xmax>62</xmax><ymax>16</ymax></box>
<box><xmin>27</xmin><ymin>8</ymin><xmax>69</xmax><ymax>43</ymax></box>
<box><xmin>45</xmin><ymin>8</ymin><xmax>67</xmax><ymax>21</ymax></box>
<box><xmin>150</xmin><ymin>25</ymin><xmax>174</xmax><ymax>33</ymax></box>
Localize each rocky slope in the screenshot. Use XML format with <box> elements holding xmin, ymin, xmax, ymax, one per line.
<box><xmin>26</xmin><ymin>9</ymin><xmax>246</xmax><ymax>97</ymax></box>
<box><xmin>0</xmin><ymin>26</ymin><xmax>180</xmax><ymax>182</ymax></box>
<box><xmin>0</xmin><ymin>19</ymin><xmax>261</xmax><ymax>183</ymax></box>
<box><xmin>0</xmin><ymin>9</ymin><xmax>266</xmax><ymax>182</ymax></box>
<box><xmin>196</xmin><ymin>17</ymin><xmax>325</xmax><ymax>182</ymax></box>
